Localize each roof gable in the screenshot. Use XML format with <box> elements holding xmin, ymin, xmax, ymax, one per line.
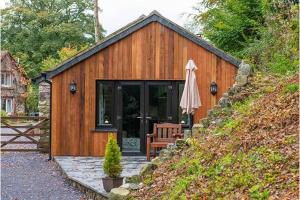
<box><xmin>37</xmin><ymin>10</ymin><xmax>240</xmax><ymax>81</ymax></box>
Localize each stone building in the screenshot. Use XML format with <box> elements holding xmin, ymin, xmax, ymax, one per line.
<box><xmin>1</xmin><ymin>51</ymin><xmax>28</xmax><ymax>115</ymax></box>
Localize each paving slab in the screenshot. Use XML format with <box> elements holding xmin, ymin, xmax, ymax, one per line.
<box><xmin>54</xmin><ymin>156</ymin><xmax>148</xmax><ymax>197</ymax></box>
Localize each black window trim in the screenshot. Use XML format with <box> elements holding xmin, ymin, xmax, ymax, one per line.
<box><xmin>95</xmin><ymin>80</ymin><xmax>116</xmax><ymax>131</ymax></box>
<box><xmin>95</xmin><ymin>80</ymin><xmax>189</xmax><ymax>132</ymax></box>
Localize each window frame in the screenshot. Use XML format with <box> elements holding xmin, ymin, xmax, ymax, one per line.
<box><xmin>95</xmin><ymin>81</ymin><xmax>116</xmax><ymax>131</ymax></box>
<box><xmin>176</xmin><ymin>81</ymin><xmax>190</xmax><ymax>128</ymax></box>
<box><xmin>1</xmin><ymin>73</ymin><xmax>12</xmax><ymax>87</ymax></box>
<box><xmin>1</xmin><ymin>97</ymin><xmax>13</xmax><ymax>115</ymax></box>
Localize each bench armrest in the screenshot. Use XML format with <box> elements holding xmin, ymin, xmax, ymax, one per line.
<box><xmin>172</xmin><ymin>133</ymin><xmax>184</xmax><ymax>138</ymax></box>
<box><xmin>147</xmin><ymin>134</ymin><xmax>154</xmax><ymax>138</ymax></box>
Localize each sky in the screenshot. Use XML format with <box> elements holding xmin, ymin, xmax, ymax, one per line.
<box><xmin>0</xmin><ymin>0</ymin><xmax>199</xmax><ymax>35</ymax></box>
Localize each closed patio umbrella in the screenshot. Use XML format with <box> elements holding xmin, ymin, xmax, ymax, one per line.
<box><xmin>180</xmin><ymin>59</ymin><xmax>201</xmax><ymax>128</ymax></box>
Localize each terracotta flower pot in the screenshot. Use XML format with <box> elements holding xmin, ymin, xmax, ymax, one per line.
<box><xmin>102</xmin><ymin>177</ymin><xmax>124</xmax><ymax>192</ymax></box>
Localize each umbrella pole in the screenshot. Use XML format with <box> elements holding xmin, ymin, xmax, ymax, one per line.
<box><xmin>189</xmin><ymin>114</ymin><xmax>193</xmax><ymax>136</ymax></box>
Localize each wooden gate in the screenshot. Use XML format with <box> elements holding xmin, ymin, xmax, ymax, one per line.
<box><xmin>1</xmin><ymin>116</ymin><xmax>49</xmax><ymax>152</ymax></box>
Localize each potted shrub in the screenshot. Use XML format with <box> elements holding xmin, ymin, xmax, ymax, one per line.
<box><xmin>102</xmin><ymin>134</ymin><xmax>123</xmax><ymax>192</ymax></box>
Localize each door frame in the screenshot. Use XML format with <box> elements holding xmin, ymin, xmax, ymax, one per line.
<box><xmin>116</xmin><ymin>81</ymin><xmax>145</xmax><ymax>156</ymax></box>
<box><xmin>115</xmin><ymin>80</ymin><xmax>185</xmax><ymax>156</ymax></box>
<box><xmin>144</xmin><ymin>81</ymin><xmax>173</xmax><ymax>138</ymax></box>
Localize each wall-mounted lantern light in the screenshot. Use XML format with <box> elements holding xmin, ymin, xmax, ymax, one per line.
<box><xmin>210</xmin><ymin>81</ymin><xmax>217</xmax><ymax>95</ymax></box>
<box><xmin>69</xmin><ymin>80</ymin><xmax>77</xmax><ymax>94</ymax></box>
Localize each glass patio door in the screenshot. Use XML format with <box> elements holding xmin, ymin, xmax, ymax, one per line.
<box><xmin>117</xmin><ymin>82</ymin><xmax>145</xmax><ymax>155</ymax></box>
<box><xmin>145</xmin><ymin>82</ymin><xmax>173</xmax><ymax>136</ymax></box>
<box><xmin>116</xmin><ymin>81</ymin><xmax>182</xmax><ymax>155</ymax></box>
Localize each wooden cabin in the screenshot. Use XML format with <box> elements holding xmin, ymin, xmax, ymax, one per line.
<box><xmin>39</xmin><ymin>11</ymin><xmax>240</xmax><ymax>157</ymax></box>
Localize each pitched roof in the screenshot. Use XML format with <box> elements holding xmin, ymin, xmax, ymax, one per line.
<box><xmin>1</xmin><ymin>51</ymin><xmax>28</xmax><ymax>82</ymax></box>
<box><xmin>35</xmin><ymin>10</ymin><xmax>241</xmax><ymax>82</ymax></box>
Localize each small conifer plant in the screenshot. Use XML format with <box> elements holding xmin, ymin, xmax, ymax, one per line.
<box><xmin>103</xmin><ymin>134</ymin><xmax>122</xmax><ymax>178</ymax></box>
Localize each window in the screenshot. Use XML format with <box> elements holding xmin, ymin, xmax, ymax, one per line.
<box><xmin>1</xmin><ymin>98</ymin><xmax>13</xmax><ymax>114</ymax></box>
<box><xmin>1</xmin><ymin>73</ymin><xmax>12</xmax><ymax>87</ymax></box>
<box><xmin>96</xmin><ymin>81</ymin><xmax>114</xmax><ymax>128</ymax></box>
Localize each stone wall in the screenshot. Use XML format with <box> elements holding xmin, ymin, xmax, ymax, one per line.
<box><xmin>38</xmin><ymin>81</ymin><xmax>51</xmax><ymax>153</ymax></box>
<box><xmin>193</xmin><ymin>61</ymin><xmax>252</xmax><ymax>131</ymax></box>
<box><xmin>38</xmin><ymin>82</ymin><xmax>50</xmax><ymax>117</ymax></box>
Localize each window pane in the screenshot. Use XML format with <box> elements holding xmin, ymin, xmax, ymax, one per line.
<box><xmin>97</xmin><ymin>82</ymin><xmax>113</xmax><ymax>126</ymax></box>
<box><xmin>1</xmin><ymin>74</ymin><xmax>5</xmax><ymax>85</ymax></box>
<box><xmin>6</xmin><ymin>99</ymin><xmax>12</xmax><ymax>113</ymax></box>
<box><xmin>1</xmin><ymin>99</ymin><xmax>6</xmax><ymax>111</ymax></box>
<box><xmin>6</xmin><ymin>74</ymin><xmax>11</xmax><ymax>86</ymax></box>
<box><xmin>178</xmin><ymin>83</ymin><xmax>189</xmax><ymax>124</ymax></box>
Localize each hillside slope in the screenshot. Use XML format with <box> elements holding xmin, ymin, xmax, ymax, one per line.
<box><xmin>133</xmin><ymin>74</ymin><xmax>299</xmax><ymax>199</ymax></box>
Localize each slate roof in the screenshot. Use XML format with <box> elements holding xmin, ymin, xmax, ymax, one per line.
<box><xmin>34</xmin><ymin>10</ymin><xmax>241</xmax><ymax>82</ymax></box>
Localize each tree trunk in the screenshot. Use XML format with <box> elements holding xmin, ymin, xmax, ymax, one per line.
<box><xmin>94</xmin><ymin>0</ymin><xmax>100</xmax><ymax>43</ymax></box>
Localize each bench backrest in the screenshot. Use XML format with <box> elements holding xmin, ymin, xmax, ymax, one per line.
<box><xmin>153</xmin><ymin>123</ymin><xmax>182</xmax><ymax>143</ymax></box>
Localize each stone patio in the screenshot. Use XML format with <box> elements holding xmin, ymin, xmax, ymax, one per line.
<box><xmin>54</xmin><ymin>156</ymin><xmax>148</xmax><ymax>197</ymax></box>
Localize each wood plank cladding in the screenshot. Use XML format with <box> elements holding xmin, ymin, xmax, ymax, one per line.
<box><xmin>51</xmin><ymin>22</ymin><xmax>237</xmax><ymax>156</ymax></box>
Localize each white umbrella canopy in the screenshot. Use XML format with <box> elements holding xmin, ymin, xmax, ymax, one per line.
<box><xmin>180</xmin><ymin>59</ymin><xmax>201</xmax><ymax>115</ymax></box>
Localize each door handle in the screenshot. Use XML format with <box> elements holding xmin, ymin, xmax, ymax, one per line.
<box><xmin>136</xmin><ymin>116</ymin><xmax>142</xmax><ymax>119</ymax></box>
<box><xmin>145</xmin><ymin>116</ymin><xmax>152</xmax><ymax>120</ymax></box>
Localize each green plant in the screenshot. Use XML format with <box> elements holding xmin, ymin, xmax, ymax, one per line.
<box><xmin>26</xmin><ymin>84</ymin><xmax>39</xmax><ymax>114</ymax></box>
<box><xmin>103</xmin><ymin>134</ymin><xmax>122</xmax><ymax>178</ymax></box>
<box><xmin>1</xmin><ymin>110</ymin><xmax>8</xmax><ymax>117</ymax></box>
<box><xmin>285</xmin><ymin>83</ymin><xmax>299</xmax><ymax>93</ymax></box>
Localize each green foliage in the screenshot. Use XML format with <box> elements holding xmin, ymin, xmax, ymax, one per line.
<box><xmin>143</xmin><ymin>175</ymin><xmax>154</xmax><ymax>185</ymax></box>
<box><xmin>1</xmin><ymin>110</ymin><xmax>8</xmax><ymax>117</ymax></box>
<box><xmin>167</xmin><ymin>177</ymin><xmax>194</xmax><ymax>200</ymax></box>
<box><xmin>284</xmin><ymin>83</ymin><xmax>299</xmax><ymax>93</ymax></box>
<box><xmin>249</xmin><ymin>184</ymin><xmax>270</xmax><ymax>200</ymax></box>
<box><xmin>41</xmin><ymin>46</ymin><xmax>86</xmax><ymax>71</ymax></box>
<box><xmin>26</xmin><ymin>84</ymin><xmax>39</xmax><ymax>114</ymax></box>
<box><xmin>192</xmin><ymin>0</ymin><xmax>265</xmax><ymax>57</ymax></box>
<box><xmin>191</xmin><ymin>0</ymin><xmax>299</xmax><ymax>75</ymax></box>
<box><xmin>1</xmin><ymin>0</ymin><xmax>105</xmax><ymax>78</ymax></box>
<box><xmin>284</xmin><ymin>135</ymin><xmax>297</xmax><ymax>144</ymax></box>
<box><xmin>232</xmin><ymin>98</ymin><xmax>253</xmax><ymax>115</ymax></box>
<box><xmin>214</xmin><ymin>118</ymin><xmax>241</xmax><ymax>136</ymax></box>
<box><xmin>103</xmin><ymin>134</ymin><xmax>122</xmax><ymax>178</ymax></box>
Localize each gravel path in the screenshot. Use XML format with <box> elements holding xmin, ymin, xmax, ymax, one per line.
<box><xmin>1</xmin><ymin>152</ymin><xmax>86</xmax><ymax>200</ymax></box>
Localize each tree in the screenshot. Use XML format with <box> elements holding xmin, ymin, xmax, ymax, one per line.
<box><xmin>41</xmin><ymin>46</ymin><xmax>86</xmax><ymax>72</ymax></box>
<box><xmin>191</xmin><ymin>0</ymin><xmax>265</xmax><ymax>57</ymax></box>
<box><xmin>94</xmin><ymin>0</ymin><xmax>101</xmax><ymax>43</ymax></box>
<box><xmin>190</xmin><ymin>0</ymin><xmax>299</xmax><ymax>74</ymax></box>
<box><xmin>103</xmin><ymin>134</ymin><xmax>122</xmax><ymax>178</ymax></box>
<box><xmin>1</xmin><ymin>0</ymin><xmax>105</xmax><ymax>78</ymax></box>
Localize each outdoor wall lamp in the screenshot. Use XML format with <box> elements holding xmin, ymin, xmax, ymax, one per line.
<box><xmin>210</xmin><ymin>81</ymin><xmax>217</xmax><ymax>95</ymax></box>
<box><xmin>69</xmin><ymin>80</ymin><xmax>77</xmax><ymax>94</ymax></box>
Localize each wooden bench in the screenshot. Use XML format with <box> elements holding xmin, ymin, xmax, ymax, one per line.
<box><xmin>146</xmin><ymin>123</ymin><xmax>183</xmax><ymax>161</ymax></box>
